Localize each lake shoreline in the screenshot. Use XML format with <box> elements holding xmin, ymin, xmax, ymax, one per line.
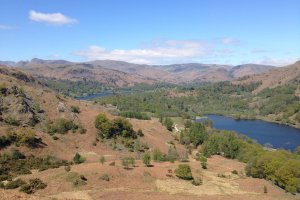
<box><xmin>203</xmin><ymin>114</ymin><xmax>300</xmax><ymax>151</ymax></box>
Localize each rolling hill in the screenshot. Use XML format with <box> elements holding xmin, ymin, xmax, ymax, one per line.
<box><xmin>2</xmin><ymin>59</ymin><xmax>275</xmax><ymax>86</ymax></box>
<box><xmin>233</xmin><ymin>61</ymin><xmax>300</xmax><ymax>93</ymax></box>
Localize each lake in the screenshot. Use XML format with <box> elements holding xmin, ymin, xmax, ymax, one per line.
<box><xmin>75</xmin><ymin>91</ymin><xmax>114</xmax><ymax>100</ymax></box>
<box><xmin>202</xmin><ymin>114</ymin><xmax>300</xmax><ymax>151</ymax></box>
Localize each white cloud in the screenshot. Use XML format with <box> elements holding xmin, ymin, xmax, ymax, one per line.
<box><xmin>0</xmin><ymin>24</ymin><xmax>13</xmax><ymax>30</ymax></box>
<box><xmin>220</xmin><ymin>37</ymin><xmax>241</xmax><ymax>45</ymax></box>
<box><xmin>255</xmin><ymin>57</ymin><xmax>299</xmax><ymax>66</ymax></box>
<box><xmin>74</xmin><ymin>40</ymin><xmax>212</xmax><ymax>64</ymax></box>
<box><xmin>29</xmin><ymin>10</ymin><xmax>78</xmax><ymax>25</ymax></box>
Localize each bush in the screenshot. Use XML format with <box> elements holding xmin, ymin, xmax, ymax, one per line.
<box><xmin>70</xmin><ymin>105</ymin><xmax>80</xmax><ymax>113</ymax></box>
<box><xmin>95</xmin><ymin>113</ymin><xmax>137</xmax><ymax>139</ymax></box>
<box><xmin>100</xmin><ymin>173</ymin><xmax>110</xmax><ymax>181</ymax></box>
<box><xmin>164</xmin><ymin>118</ymin><xmax>174</xmax><ymax>131</ymax></box>
<box><xmin>5</xmin><ymin>128</ymin><xmax>38</xmax><ymax>147</ymax></box>
<box><xmin>120</xmin><ymin>111</ymin><xmax>150</xmax><ymax>120</ymax></box>
<box><xmin>20</xmin><ymin>178</ymin><xmax>47</xmax><ymax>194</ymax></box>
<box><xmin>175</xmin><ymin>164</ymin><xmax>193</xmax><ymax>180</ymax></box>
<box><xmin>45</xmin><ymin>119</ymin><xmax>78</xmax><ymax>134</ymax></box>
<box><xmin>5</xmin><ymin>179</ymin><xmax>26</xmax><ymax>189</ymax></box>
<box><xmin>143</xmin><ymin>152</ymin><xmax>151</xmax><ymax>167</ymax></box>
<box><xmin>201</xmin><ymin>162</ymin><xmax>207</xmax><ymax>169</ymax></box>
<box><xmin>122</xmin><ymin>157</ymin><xmax>135</xmax><ymax>169</ymax></box>
<box><xmin>231</xmin><ymin>170</ymin><xmax>238</xmax><ymax>175</ymax></box>
<box><xmin>264</xmin><ymin>185</ymin><xmax>268</xmax><ymax>193</ymax></box>
<box><xmin>64</xmin><ymin>165</ymin><xmax>71</xmax><ymax>172</ymax></box>
<box><xmin>153</xmin><ymin>148</ymin><xmax>167</xmax><ymax>162</ymax></box>
<box><xmin>99</xmin><ymin>156</ymin><xmax>106</xmax><ymax>165</ymax></box>
<box><xmin>191</xmin><ymin>177</ymin><xmax>202</xmax><ymax>186</ymax></box>
<box><xmin>73</xmin><ymin>153</ymin><xmax>85</xmax><ymax>164</ymax></box>
<box><xmin>167</xmin><ymin>146</ymin><xmax>179</xmax><ymax>163</ymax></box>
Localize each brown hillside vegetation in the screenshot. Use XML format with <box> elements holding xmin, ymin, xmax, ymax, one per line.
<box><xmin>7</xmin><ymin>59</ymin><xmax>275</xmax><ymax>85</ymax></box>
<box><xmin>233</xmin><ymin>61</ymin><xmax>300</xmax><ymax>93</ymax></box>
<box><xmin>0</xmin><ymin>66</ymin><xmax>298</xmax><ymax>200</ymax></box>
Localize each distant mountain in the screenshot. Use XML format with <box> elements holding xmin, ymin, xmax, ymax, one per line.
<box><xmin>1</xmin><ymin>58</ymin><xmax>275</xmax><ymax>86</ymax></box>
<box><xmin>230</xmin><ymin>64</ymin><xmax>274</xmax><ymax>78</ymax></box>
<box><xmin>233</xmin><ymin>61</ymin><xmax>300</xmax><ymax>93</ymax></box>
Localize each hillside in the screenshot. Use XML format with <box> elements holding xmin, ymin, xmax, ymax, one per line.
<box><xmin>2</xmin><ymin>59</ymin><xmax>274</xmax><ymax>86</ymax></box>
<box><xmin>1</xmin><ymin>66</ymin><xmax>299</xmax><ymax>200</ymax></box>
<box><xmin>233</xmin><ymin>61</ymin><xmax>300</xmax><ymax>93</ymax></box>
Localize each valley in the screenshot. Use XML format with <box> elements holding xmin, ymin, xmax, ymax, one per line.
<box><xmin>0</xmin><ymin>62</ymin><xmax>300</xmax><ymax>199</ymax></box>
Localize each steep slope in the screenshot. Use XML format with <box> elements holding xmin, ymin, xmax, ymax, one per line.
<box><xmin>230</xmin><ymin>64</ymin><xmax>274</xmax><ymax>78</ymax></box>
<box><xmin>233</xmin><ymin>61</ymin><xmax>300</xmax><ymax>93</ymax></box>
<box><xmin>18</xmin><ymin>61</ymin><xmax>155</xmax><ymax>87</ymax></box>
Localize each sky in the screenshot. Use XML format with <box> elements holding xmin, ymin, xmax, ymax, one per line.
<box><xmin>0</xmin><ymin>0</ymin><xmax>299</xmax><ymax>66</ymax></box>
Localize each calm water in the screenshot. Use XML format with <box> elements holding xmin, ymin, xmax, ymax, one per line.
<box><xmin>203</xmin><ymin>114</ymin><xmax>300</xmax><ymax>151</ymax></box>
<box><xmin>75</xmin><ymin>91</ymin><xmax>114</xmax><ymax>100</ymax></box>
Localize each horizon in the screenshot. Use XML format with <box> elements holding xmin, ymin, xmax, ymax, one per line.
<box><xmin>1</xmin><ymin>0</ymin><xmax>299</xmax><ymax>66</ymax></box>
<box><xmin>1</xmin><ymin>57</ymin><xmax>298</xmax><ymax>67</ymax></box>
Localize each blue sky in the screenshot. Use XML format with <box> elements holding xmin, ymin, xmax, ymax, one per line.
<box><xmin>0</xmin><ymin>0</ymin><xmax>299</xmax><ymax>66</ymax></box>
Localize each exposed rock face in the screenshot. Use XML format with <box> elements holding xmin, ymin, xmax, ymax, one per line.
<box><xmin>0</xmin><ymin>85</ymin><xmax>43</xmax><ymax>126</ymax></box>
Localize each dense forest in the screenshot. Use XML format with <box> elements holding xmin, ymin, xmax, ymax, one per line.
<box><xmin>95</xmin><ymin>82</ymin><xmax>300</xmax><ymax>128</ymax></box>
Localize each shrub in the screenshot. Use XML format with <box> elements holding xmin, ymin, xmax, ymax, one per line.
<box><xmin>73</xmin><ymin>153</ymin><xmax>85</xmax><ymax>164</ymax></box>
<box><xmin>191</xmin><ymin>177</ymin><xmax>202</xmax><ymax>186</ymax></box>
<box><xmin>70</xmin><ymin>105</ymin><xmax>80</xmax><ymax>113</ymax></box>
<box><xmin>153</xmin><ymin>148</ymin><xmax>167</xmax><ymax>162</ymax></box>
<box><xmin>164</xmin><ymin>118</ymin><xmax>174</xmax><ymax>131</ymax></box>
<box><xmin>231</xmin><ymin>170</ymin><xmax>238</xmax><ymax>175</ymax></box>
<box><xmin>264</xmin><ymin>185</ymin><xmax>268</xmax><ymax>193</ymax></box>
<box><xmin>11</xmin><ymin>149</ymin><xmax>26</xmax><ymax>159</ymax></box>
<box><xmin>4</xmin><ymin>116</ymin><xmax>20</xmax><ymax>126</ymax></box>
<box><xmin>5</xmin><ymin>128</ymin><xmax>38</xmax><ymax>147</ymax></box>
<box><xmin>95</xmin><ymin>113</ymin><xmax>137</xmax><ymax>139</ymax></box>
<box><xmin>100</xmin><ymin>173</ymin><xmax>110</xmax><ymax>181</ymax></box>
<box><xmin>120</xmin><ymin>111</ymin><xmax>150</xmax><ymax>120</ymax></box>
<box><xmin>175</xmin><ymin>164</ymin><xmax>193</xmax><ymax>180</ymax></box>
<box><xmin>143</xmin><ymin>152</ymin><xmax>151</xmax><ymax>167</ymax></box>
<box><xmin>64</xmin><ymin>165</ymin><xmax>71</xmax><ymax>172</ymax></box>
<box><xmin>65</xmin><ymin>172</ymin><xmax>87</xmax><ymax>187</ymax></box>
<box><xmin>55</xmin><ymin>119</ymin><xmax>78</xmax><ymax>134</ymax></box>
<box><xmin>45</xmin><ymin>119</ymin><xmax>78</xmax><ymax>134</ymax></box>
<box><xmin>5</xmin><ymin>179</ymin><xmax>26</xmax><ymax>189</ymax></box>
<box><xmin>137</xmin><ymin>129</ymin><xmax>144</xmax><ymax>137</ymax></box>
<box><xmin>122</xmin><ymin>157</ymin><xmax>135</xmax><ymax>169</ymax></box>
<box><xmin>99</xmin><ymin>156</ymin><xmax>106</xmax><ymax>165</ymax></box>
<box><xmin>201</xmin><ymin>162</ymin><xmax>207</xmax><ymax>169</ymax></box>
<box><xmin>20</xmin><ymin>178</ymin><xmax>47</xmax><ymax>194</ymax></box>
<box><xmin>52</xmin><ymin>135</ymin><xmax>59</xmax><ymax>140</ymax></box>
<box><xmin>167</xmin><ymin>146</ymin><xmax>179</xmax><ymax>163</ymax></box>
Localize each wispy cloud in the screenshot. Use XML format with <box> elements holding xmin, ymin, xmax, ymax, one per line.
<box><xmin>74</xmin><ymin>40</ymin><xmax>212</xmax><ymax>64</ymax></box>
<box><xmin>29</xmin><ymin>10</ymin><xmax>78</xmax><ymax>25</ymax></box>
<box><xmin>220</xmin><ymin>37</ymin><xmax>241</xmax><ymax>45</ymax></box>
<box><xmin>255</xmin><ymin>57</ymin><xmax>299</xmax><ymax>66</ymax></box>
<box><xmin>0</xmin><ymin>24</ymin><xmax>13</xmax><ymax>30</ymax></box>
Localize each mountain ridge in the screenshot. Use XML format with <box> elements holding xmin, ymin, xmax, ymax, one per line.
<box><xmin>1</xmin><ymin>58</ymin><xmax>276</xmax><ymax>86</ymax></box>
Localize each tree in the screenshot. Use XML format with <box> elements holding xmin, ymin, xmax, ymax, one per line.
<box><xmin>143</xmin><ymin>152</ymin><xmax>151</xmax><ymax>167</ymax></box>
<box><xmin>175</xmin><ymin>164</ymin><xmax>193</xmax><ymax>180</ymax></box>
<box><xmin>188</xmin><ymin>123</ymin><xmax>207</xmax><ymax>146</ymax></box>
<box><xmin>167</xmin><ymin>146</ymin><xmax>179</xmax><ymax>163</ymax></box>
<box><xmin>164</xmin><ymin>118</ymin><xmax>174</xmax><ymax>131</ymax></box>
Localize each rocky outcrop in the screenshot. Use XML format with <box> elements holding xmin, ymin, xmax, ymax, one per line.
<box><xmin>0</xmin><ymin>85</ymin><xmax>43</xmax><ymax>126</ymax></box>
